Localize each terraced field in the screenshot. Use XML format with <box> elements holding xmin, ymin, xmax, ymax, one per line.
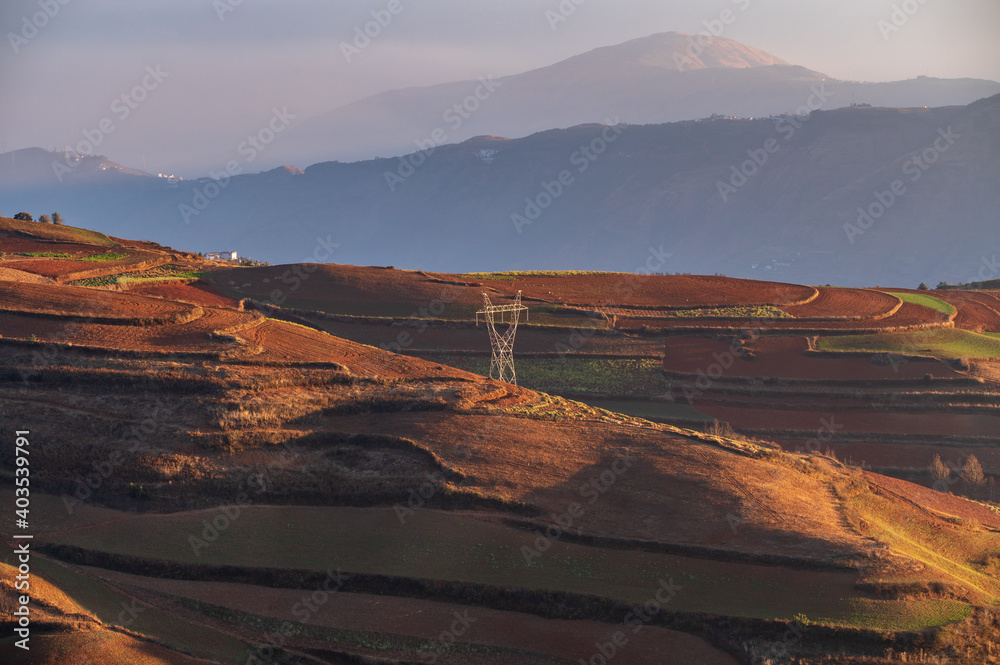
<box><xmin>0</xmin><ymin>280</ymin><xmax>201</xmax><ymax>324</ymax></box>
<box><xmin>5</xmin><ymin>220</ymin><xmax>1000</xmax><ymax>664</ymax></box>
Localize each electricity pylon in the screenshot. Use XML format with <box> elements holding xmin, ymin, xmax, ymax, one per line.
<box><xmin>476</xmin><ymin>291</ymin><xmax>528</xmax><ymax>384</ymax></box>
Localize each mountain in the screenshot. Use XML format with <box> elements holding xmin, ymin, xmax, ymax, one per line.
<box><xmin>2</xmin><ymin>94</ymin><xmax>999</xmax><ymax>287</ymax></box>
<box><xmin>264</xmin><ymin>32</ymin><xmax>1000</xmax><ymax>168</ymax></box>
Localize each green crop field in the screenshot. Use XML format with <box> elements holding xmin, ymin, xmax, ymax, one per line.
<box><xmin>573</xmin><ymin>398</ymin><xmax>714</xmax><ymax>423</ymax></box>
<box><xmin>885</xmin><ymin>292</ymin><xmax>956</xmax><ymax>317</ymax></box>
<box><xmin>668</xmin><ymin>305</ymin><xmax>790</xmax><ymax>319</ymax></box>
<box><xmin>44</xmin><ymin>504</ymin><xmax>967</xmax><ymax>630</ymax></box>
<box><xmin>817</xmin><ymin>328</ymin><xmax>1000</xmax><ymax>359</ymax></box>
<box><xmin>70</xmin><ymin>265</ymin><xmax>205</xmax><ymax>287</ymax></box>
<box><xmin>29</xmin><ymin>556</ymin><xmax>249</xmax><ymax>663</ymax></box>
<box><xmin>16</xmin><ymin>251</ymin><xmax>73</xmax><ymax>258</ymax></box>
<box><xmin>78</xmin><ymin>251</ymin><xmax>130</xmax><ymax>262</ymax></box>
<box><xmin>439</xmin><ymin>355</ymin><xmax>667</xmax><ymax>396</ymax></box>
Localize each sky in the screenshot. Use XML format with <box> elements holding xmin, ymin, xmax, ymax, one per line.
<box><xmin>2</xmin><ymin>0</ymin><xmax>998</xmax><ymax>178</ymax></box>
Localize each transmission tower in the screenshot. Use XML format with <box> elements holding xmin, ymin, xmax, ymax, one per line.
<box><xmin>476</xmin><ymin>291</ymin><xmax>528</xmax><ymax>384</ymax></box>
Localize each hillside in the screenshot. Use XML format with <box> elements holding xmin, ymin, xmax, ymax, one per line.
<box><xmin>3</xmin><ymin>221</ymin><xmax>1000</xmax><ymax>663</ymax></box>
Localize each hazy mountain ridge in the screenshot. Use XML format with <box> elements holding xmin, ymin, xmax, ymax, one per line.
<box><xmin>265</xmin><ymin>32</ymin><xmax>999</xmax><ymax>168</ymax></box>
<box><xmin>3</xmin><ymin>94</ymin><xmax>998</xmax><ymax>287</ymax></box>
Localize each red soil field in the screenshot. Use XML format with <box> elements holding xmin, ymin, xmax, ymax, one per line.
<box><xmin>663</xmin><ymin>336</ymin><xmax>961</xmax><ymax>380</ymax></box>
<box><xmin>0</xmin><ymin>280</ymin><xmax>199</xmax><ymax>322</ymax></box>
<box><xmin>621</xmin><ymin>301</ymin><xmax>951</xmax><ymax>332</ymax></box>
<box><xmin>0</xmin><ymin>266</ymin><xmax>53</xmax><ymax>284</ymax></box>
<box><xmin>931</xmin><ymin>290</ymin><xmax>1000</xmax><ymax>331</ymax></box>
<box><xmin>0</xmin><ymin>307</ymin><xmax>255</xmax><ymax>354</ymax></box>
<box><xmin>782</xmin><ymin>288</ymin><xmax>900</xmax><ymax>320</ymax></box>
<box><xmin>206</xmin><ymin>265</ymin><xmax>819</xmax><ymax>310</ymax></box>
<box><xmin>125</xmin><ymin>280</ymin><xmax>241</xmax><ymax>308</ymax></box>
<box><xmin>86</xmin><ymin>569</ymin><xmax>738</xmax><ymax>665</ymax></box>
<box><xmin>236</xmin><ymin>319</ymin><xmax>480</xmax><ymax>379</ymax></box>
<box><xmin>2</xmin><ymin>257</ymin><xmax>98</xmax><ymax>277</ymax></box>
<box><xmin>0</xmin><ymin>237</ymin><xmax>108</xmax><ymax>255</ymax></box>
<box><xmin>810</xmin><ymin>441</ymin><xmax>1000</xmax><ymax>477</ymax></box>
<box><xmin>863</xmin><ymin>471</ymin><xmax>1000</xmax><ymax>530</ymax></box>
<box><xmin>699</xmin><ymin>404</ymin><xmax>1000</xmax><ymax>438</ymax></box>
<box><xmin>495</xmin><ymin>274</ymin><xmax>818</xmax><ymax>309</ymax></box>
<box><xmin>3</xmin><ymin>251</ymin><xmax>169</xmax><ymax>281</ymax></box>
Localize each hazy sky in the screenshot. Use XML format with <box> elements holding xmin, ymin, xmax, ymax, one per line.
<box><xmin>3</xmin><ymin>0</ymin><xmax>998</xmax><ymax>177</ymax></box>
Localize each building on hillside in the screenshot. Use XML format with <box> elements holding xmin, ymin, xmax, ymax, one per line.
<box><xmin>206</xmin><ymin>251</ymin><xmax>238</xmax><ymax>262</ymax></box>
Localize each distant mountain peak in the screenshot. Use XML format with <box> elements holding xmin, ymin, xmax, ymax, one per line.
<box><xmin>560</xmin><ymin>31</ymin><xmax>789</xmax><ymax>72</ymax></box>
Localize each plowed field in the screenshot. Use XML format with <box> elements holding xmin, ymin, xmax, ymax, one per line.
<box><xmin>934</xmin><ymin>290</ymin><xmax>1000</xmax><ymax>331</ymax></box>
<box><xmin>236</xmin><ymin>319</ymin><xmax>479</xmax><ymax>378</ymax></box>
<box><xmin>620</xmin><ymin>302</ymin><xmax>951</xmax><ymax>332</ymax></box>
<box><xmin>206</xmin><ymin>265</ymin><xmax>819</xmax><ymax>310</ymax></box>
<box><xmin>783</xmin><ymin>288</ymin><xmax>900</xmax><ymax>320</ymax></box>
<box><xmin>125</xmin><ymin>281</ymin><xmax>241</xmax><ymax>308</ymax></box>
<box><xmin>0</xmin><ymin>280</ymin><xmax>200</xmax><ymax>323</ymax></box>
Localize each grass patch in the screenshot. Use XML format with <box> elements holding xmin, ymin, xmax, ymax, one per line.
<box><xmin>575</xmin><ymin>398</ymin><xmax>715</xmax><ymax>423</ymax></box>
<box><xmin>0</xmin><ymin>217</ymin><xmax>117</xmax><ymax>246</ymax></box>
<box><xmin>885</xmin><ymin>292</ymin><xmax>956</xmax><ymax>317</ymax></box>
<box><xmin>17</xmin><ymin>251</ymin><xmax>73</xmax><ymax>258</ymax></box>
<box><xmin>843</xmin><ymin>484</ymin><xmax>1000</xmax><ymax>605</ymax></box>
<box><xmin>28</xmin><ymin>555</ymin><xmax>248</xmax><ymax>663</ymax></box>
<box><xmin>812</xmin><ymin>597</ymin><xmax>973</xmax><ymax>631</ymax></box>
<box><xmin>817</xmin><ymin>328</ymin><xmax>1000</xmax><ymax>359</ymax></box>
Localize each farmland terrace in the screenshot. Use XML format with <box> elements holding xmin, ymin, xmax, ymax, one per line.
<box><xmin>2</xmin><ymin>218</ymin><xmax>1000</xmax><ymax>664</ymax></box>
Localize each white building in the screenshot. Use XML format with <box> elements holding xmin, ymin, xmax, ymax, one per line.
<box><xmin>206</xmin><ymin>251</ymin><xmax>238</xmax><ymax>262</ymax></box>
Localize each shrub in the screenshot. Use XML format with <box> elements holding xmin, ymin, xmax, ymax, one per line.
<box><xmin>929</xmin><ymin>455</ymin><xmax>950</xmax><ymax>482</ymax></box>
<box><xmin>13</xmin><ymin>212</ymin><xmax>32</xmax><ymax>221</ymax></box>
<box><xmin>38</xmin><ymin>214</ymin><xmax>51</xmax><ymax>224</ymax></box>
<box><xmin>962</xmin><ymin>455</ymin><xmax>986</xmax><ymax>486</ymax></box>
<box><xmin>918</xmin><ymin>282</ymin><xmax>929</xmax><ymax>290</ymax></box>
